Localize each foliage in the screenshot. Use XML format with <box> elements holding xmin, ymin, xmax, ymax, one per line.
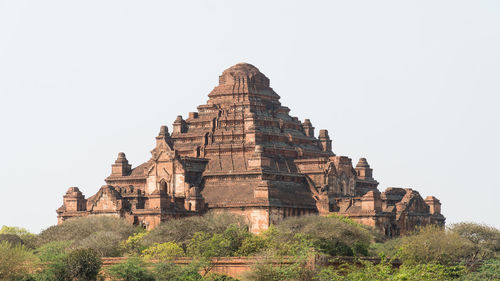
<box><xmin>316</xmin><ymin>259</ymin><xmax>465</xmax><ymax>281</ymax></box>
<box><xmin>63</xmin><ymin>248</ymin><xmax>102</xmax><ymax>281</ymax></box>
<box><xmin>34</xmin><ymin>240</ymin><xmax>72</xmax><ymax>262</ymax></box>
<box><xmin>236</xmin><ymin>234</ymin><xmax>269</xmax><ymax>256</ymax></box>
<box><xmin>187</xmin><ymin>232</ymin><xmax>232</xmax><ymax>258</ymax></box>
<box><xmin>107</xmin><ymin>257</ymin><xmax>155</xmax><ymax>281</ymax></box>
<box><xmin>36</xmin><ymin>216</ymin><xmax>136</xmax><ymax>257</ymax></box>
<box><xmin>373</xmin><ymin>225</ymin><xmax>477</xmax><ymax>265</ymax></box>
<box><xmin>187</xmin><ymin>224</ymin><xmax>250</xmax><ymax>258</ymax></box>
<box><xmin>243</xmin><ymin>255</ymin><xmax>316</xmax><ymax>281</ymax></box>
<box><xmin>268</xmin><ymin>215</ymin><xmax>373</xmax><ymax>256</ymax></box>
<box><xmin>449</xmin><ymin>222</ymin><xmax>500</xmax><ymax>259</ymax></box>
<box><xmin>0</xmin><ymin>234</ymin><xmax>24</xmax><ymax>245</ymax></box>
<box><xmin>142</xmin><ymin>242</ymin><xmax>185</xmax><ymax>261</ymax></box>
<box><xmin>203</xmin><ymin>272</ymin><xmax>240</xmax><ymax>281</ymax></box>
<box><xmin>122</xmin><ymin>231</ymin><xmax>148</xmax><ymax>256</ymax></box>
<box><xmin>153</xmin><ymin>262</ymin><xmax>204</xmax><ymax>281</ymax></box>
<box><xmin>77</xmin><ymin>230</ymin><xmax>124</xmax><ymax>257</ymax></box>
<box><xmin>0</xmin><ymin>241</ymin><xmax>37</xmax><ymax>280</ymax></box>
<box><xmin>460</xmin><ymin>257</ymin><xmax>500</xmax><ymax>280</ymax></box>
<box><xmin>142</xmin><ymin>212</ymin><xmax>246</xmax><ymax>247</ymax></box>
<box><xmin>1</xmin><ymin>226</ymin><xmax>37</xmax><ymax>248</ymax></box>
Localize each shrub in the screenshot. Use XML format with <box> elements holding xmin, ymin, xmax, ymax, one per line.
<box><xmin>122</xmin><ymin>231</ymin><xmax>148</xmax><ymax>256</ymax></box>
<box><xmin>316</xmin><ymin>259</ymin><xmax>465</xmax><ymax>281</ymax></box>
<box><xmin>203</xmin><ymin>272</ymin><xmax>240</xmax><ymax>281</ymax></box>
<box><xmin>142</xmin><ymin>242</ymin><xmax>185</xmax><ymax>261</ymax></box>
<box><xmin>142</xmin><ymin>213</ymin><xmax>246</xmax><ymax>247</ymax></box>
<box><xmin>0</xmin><ymin>226</ymin><xmax>37</xmax><ymax>248</ymax></box>
<box><xmin>36</xmin><ymin>216</ymin><xmax>136</xmax><ymax>256</ymax></box>
<box><xmin>153</xmin><ymin>262</ymin><xmax>204</xmax><ymax>281</ymax></box>
<box><xmin>0</xmin><ymin>234</ymin><xmax>24</xmax><ymax>245</ymax></box>
<box><xmin>236</xmin><ymin>234</ymin><xmax>268</xmax><ymax>256</ymax></box>
<box><xmin>461</xmin><ymin>257</ymin><xmax>500</xmax><ymax>280</ymax></box>
<box><xmin>63</xmin><ymin>248</ymin><xmax>102</xmax><ymax>281</ymax></box>
<box><xmin>449</xmin><ymin>222</ymin><xmax>500</xmax><ymax>260</ymax></box>
<box><xmin>77</xmin><ymin>231</ymin><xmax>124</xmax><ymax>257</ymax></box>
<box><xmin>34</xmin><ymin>240</ymin><xmax>72</xmax><ymax>262</ymax></box>
<box><xmin>187</xmin><ymin>232</ymin><xmax>232</xmax><ymax>258</ymax></box>
<box><xmin>0</xmin><ymin>241</ymin><xmax>37</xmax><ymax>280</ymax></box>
<box><xmin>269</xmin><ymin>215</ymin><xmax>373</xmax><ymax>256</ymax></box>
<box><xmin>107</xmin><ymin>257</ymin><xmax>155</xmax><ymax>281</ymax></box>
<box><xmin>392</xmin><ymin>225</ymin><xmax>477</xmax><ymax>265</ymax></box>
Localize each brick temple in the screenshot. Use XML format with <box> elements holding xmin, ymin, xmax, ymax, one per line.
<box><xmin>57</xmin><ymin>63</ymin><xmax>445</xmax><ymax>236</ymax></box>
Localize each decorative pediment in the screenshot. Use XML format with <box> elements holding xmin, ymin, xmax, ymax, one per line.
<box><xmin>87</xmin><ymin>185</ymin><xmax>123</xmax><ymax>212</ymax></box>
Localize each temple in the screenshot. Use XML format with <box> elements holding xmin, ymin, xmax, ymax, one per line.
<box><xmin>57</xmin><ymin>63</ymin><xmax>445</xmax><ymax>236</ymax></box>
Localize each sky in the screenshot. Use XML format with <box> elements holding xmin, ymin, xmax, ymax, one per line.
<box><xmin>0</xmin><ymin>1</ymin><xmax>499</xmax><ymax>233</ymax></box>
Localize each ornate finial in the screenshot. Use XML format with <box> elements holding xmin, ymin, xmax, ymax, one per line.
<box><xmin>356</xmin><ymin>158</ymin><xmax>370</xmax><ymax>168</ymax></box>
<box><xmin>115</xmin><ymin>152</ymin><xmax>129</xmax><ymax>164</ymax></box>
<box><xmin>158</xmin><ymin>125</ymin><xmax>169</xmax><ymax>137</ymax></box>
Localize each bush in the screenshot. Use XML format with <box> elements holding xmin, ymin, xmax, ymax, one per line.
<box><xmin>122</xmin><ymin>231</ymin><xmax>148</xmax><ymax>256</ymax></box>
<box><xmin>37</xmin><ymin>216</ymin><xmax>136</xmax><ymax>257</ymax></box>
<box><xmin>236</xmin><ymin>234</ymin><xmax>269</xmax><ymax>256</ymax></box>
<box><xmin>203</xmin><ymin>273</ymin><xmax>240</xmax><ymax>281</ymax></box>
<box><xmin>0</xmin><ymin>234</ymin><xmax>24</xmax><ymax>246</ymax></box>
<box><xmin>34</xmin><ymin>240</ymin><xmax>72</xmax><ymax>262</ymax></box>
<box><xmin>269</xmin><ymin>215</ymin><xmax>374</xmax><ymax>256</ymax></box>
<box><xmin>449</xmin><ymin>222</ymin><xmax>500</xmax><ymax>260</ymax></box>
<box><xmin>153</xmin><ymin>262</ymin><xmax>204</xmax><ymax>281</ymax></box>
<box><xmin>142</xmin><ymin>213</ymin><xmax>246</xmax><ymax>247</ymax></box>
<box><xmin>78</xmin><ymin>231</ymin><xmax>125</xmax><ymax>257</ymax></box>
<box><xmin>461</xmin><ymin>257</ymin><xmax>500</xmax><ymax>280</ymax></box>
<box><xmin>316</xmin><ymin>259</ymin><xmax>465</xmax><ymax>281</ymax></box>
<box><xmin>0</xmin><ymin>226</ymin><xmax>36</xmax><ymax>248</ymax></box>
<box><xmin>0</xmin><ymin>241</ymin><xmax>37</xmax><ymax>280</ymax></box>
<box><xmin>107</xmin><ymin>257</ymin><xmax>154</xmax><ymax>281</ymax></box>
<box><xmin>63</xmin><ymin>248</ymin><xmax>102</xmax><ymax>281</ymax></box>
<box><xmin>142</xmin><ymin>242</ymin><xmax>185</xmax><ymax>261</ymax></box>
<box><xmin>389</xmin><ymin>225</ymin><xmax>476</xmax><ymax>265</ymax></box>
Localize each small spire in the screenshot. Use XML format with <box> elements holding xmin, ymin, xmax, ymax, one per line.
<box><xmin>356</xmin><ymin>158</ymin><xmax>370</xmax><ymax>168</ymax></box>
<box><xmin>158</xmin><ymin>125</ymin><xmax>169</xmax><ymax>137</ymax></box>
<box><xmin>115</xmin><ymin>152</ymin><xmax>129</xmax><ymax>164</ymax></box>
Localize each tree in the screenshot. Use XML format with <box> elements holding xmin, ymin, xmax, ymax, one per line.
<box><xmin>0</xmin><ymin>241</ymin><xmax>37</xmax><ymax>280</ymax></box>
<box><xmin>63</xmin><ymin>249</ymin><xmax>102</xmax><ymax>281</ymax></box>
<box><xmin>36</xmin><ymin>216</ymin><xmax>136</xmax><ymax>257</ymax></box>
<box><xmin>107</xmin><ymin>257</ymin><xmax>154</xmax><ymax>281</ymax></box>
<box><xmin>141</xmin><ymin>213</ymin><xmax>246</xmax><ymax>248</ymax></box>
<box><xmin>379</xmin><ymin>225</ymin><xmax>477</xmax><ymax>265</ymax></box>
<box><xmin>461</xmin><ymin>257</ymin><xmax>500</xmax><ymax>281</ymax></box>
<box><xmin>449</xmin><ymin>222</ymin><xmax>500</xmax><ymax>260</ymax></box>
<box><xmin>0</xmin><ymin>226</ymin><xmax>36</xmax><ymax>248</ymax></box>
<box><xmin>268</xmin><ymin>215</ymin><xmax>374</xmax><ymax>256</ymax></box>
<box><xmin>141</xmin><ymin>242</ymin><xmax>185</xmax><ymax>261</ymax></box>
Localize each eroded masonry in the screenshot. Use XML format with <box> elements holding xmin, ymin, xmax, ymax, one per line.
<box><xmin>57</xmin><ymin>63</ymin><xmax>445</xmax><ymax>236</ymax></box>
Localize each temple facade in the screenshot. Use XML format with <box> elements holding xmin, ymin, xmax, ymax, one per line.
<box><xmin>57</xmin><ymin>63</ymin><xmax>445</xmax><ymax>235</ymax></box>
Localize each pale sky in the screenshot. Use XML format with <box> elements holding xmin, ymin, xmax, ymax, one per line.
<box><xmin>0</xmin><ymin>1</ymin><xmax>499</xmax><ymax>233</ymax></box>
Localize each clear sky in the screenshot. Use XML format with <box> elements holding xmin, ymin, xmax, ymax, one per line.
<box><xmin>0</xmin><ymin>1</ymin><xmax>499</xmax><ymax>233</ymax></box>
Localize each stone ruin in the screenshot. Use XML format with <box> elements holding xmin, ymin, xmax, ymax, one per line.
<box><xmin>57</xmin><ymin>63</ymin><xmax>445</xmax><ymax>236</ymax></box>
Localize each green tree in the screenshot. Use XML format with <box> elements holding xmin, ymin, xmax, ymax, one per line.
<box><xmin>0</xmin><ymin>226</ymin><xmax>36</xmax><ymax>248</ymax></box>
<box><xmin>460</xmin><ymin>257</ymin><xmax>500</xmax><ymax>281</ymax></box>
<box><xmin>141</xmin><ymin>213</ymin><xmax>246</xmax><ymax>247</ymax></box>
<box><xmin>449</xmin><ymin>222</ymin><xmax>500</xmax><ymax>260</ymax></box>
<box><xmin>373</xmin><ymin>225</ymin><xmax>477</xmax><ymax>265</ymax></box>
<box><xmin>141</xmin><ymin>242</ymin><xmax>185</xmax><ymax>261</ymax></box>
<box><xmin>37</xmin><ymin>216</ymin><xmax>136</xmax><ymax>257</ymax></box>
<box><xmin>107</xmin><ymin>257</ymin><xmax>154</xmax><ymax>281</ymax></box>
<box><xmin>63</xmin><ymin>248</ymin><xmax>102</xmax><ymax>281</ymax></box>
<box><xmin>153</xmin><ymin>262</ymin><xmax>204</xmax><ymax>281</ymax></box>
<box><xmin>122</xmin><ymin>231</ymin><xmax>148</xmax><ymax>256</ymax></box>
<box><xmin>0</xmin><ymin>241</ymin><xmax>37</xmax><ymax>280</ymax></box>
